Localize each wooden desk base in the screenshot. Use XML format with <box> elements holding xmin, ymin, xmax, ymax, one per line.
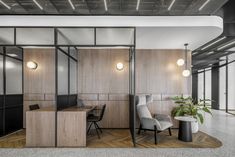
<box><xmin>57</xmin><ymin>107</ymin><xmax>92</xmax><ymax>147</ymax></box>
<box><xmin>26</xmin><ymin>108</ymin><xmax>56</xmax><ymax>147</ymax></box>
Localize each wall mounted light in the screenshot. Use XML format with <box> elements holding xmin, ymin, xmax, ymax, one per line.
<box><xmin>116</xmin><ymin>62</ymin><xmax>124</xmax><ymax>71</ymax></box>
<box><xmin>177</xmin><ymin>58</ymin><xmax>185</xmax><ymax>66</ymax></box>
<box><xmin>27</xmin><ymin>61</ymin><xmax>38</xmax><ymax>70</ymax></box>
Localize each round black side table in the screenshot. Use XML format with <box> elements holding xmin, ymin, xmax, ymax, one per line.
<box><xmin>174</xmin><ymin>116</ymin><xmax>197</xmax><ymax>142</ymax></box>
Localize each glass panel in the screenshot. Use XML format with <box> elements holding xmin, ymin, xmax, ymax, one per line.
<box><xmin>70</xmin><ymin>59</ymin><xmax>77</xmax><ymax>94</ymax></box>
<box><xmin>205</xmin><ymin>70</ymin><xmax>211</xmax><ymax>107</ymax></box>
<box><xmin>219</xmin><ymin>66</ymin><xmax>226</xmax><ymax>110</ymax></box>
<box><xmin>198</xmin><ymin>72</ymin><xmax>204</xmax><ymax>102</ymax></box>
<box><xmin>16</xmin><ymin>28</ymin><xmax>54</xmax><ymax>45</ymax></box>
<box><xmin>57</xmin><ymin>28</ymin><xmax>94</xmax><ymax>45</ymax></box>
<box><xmin>69</xmin><ymin>47</ymin><xmax>77</xmax><ymax>59</ymax></box>
<box><xmin>228</xmin><ymin>61</ymin><xmax>235</xmax><ymax>114</ymax></box>
<box><xmin>59</xmin><ymin>47</ymin><xmax>68</xmax><ymax>54</ymax></box>
<box><xmin>0</xmin><ymin>55</ymin><xmax>3</xmax><ymax>95</ymax></box>
<box><xmin>5</xmin><ymin>57</ymin><xmax>22</xmax><ymax>94</ymax></box>
<box><xmin>96</xmin><ymin>28</ymin><xmax>134</xmax><ymax>45</ymax></box>
<box><xmin>57</xmin><ymin>50</ymin><xmax>68</xmax><ymax>95</ymax></box>
<box><xmin>6</xmin><ymin>47</ymin><xmax>23</xmax><ymax>60</ymax></box>
<box><xmin>0</xmin><ymin>28</ymin><xmax>14</xmax><ymax>45</ymax></box>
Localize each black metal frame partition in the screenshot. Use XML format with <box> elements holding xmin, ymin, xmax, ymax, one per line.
<box><xmin>192</xmin><ymin>56</ymin><xmax>235</xmax><ymax>115</ymax></box>
<box><xmin>0</xmin><ymin>26</ymin><xmax>137</xmax><ymax>146</ymax></box>
<box><xmin>0</xmin><ymin>46</ymin><xmax>23</xmax><ymax>137</ymax></box>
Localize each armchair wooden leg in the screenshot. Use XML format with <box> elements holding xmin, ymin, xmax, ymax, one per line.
<box><xmin>154</xmin><ymin>126</ymin><xmax>158</xmax><ymax>144</ymax></box>
<box><xmin>138</xmin><ymin>124</ymin><xmax>142</xmax><ymax>134</ymax></box>
<box><xmin>168</xmin><ymin>128</ymin><xmax>172</xmax><ymax>136</ymax></box>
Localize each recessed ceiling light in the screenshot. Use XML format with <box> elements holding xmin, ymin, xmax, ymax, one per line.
<box><xmin>68</xmin><ymin>0</ymin><xmax>75</xmax><ymax>10</ymax></box>
<box><xmin>192</xmin><ymin>52</ymin><xmax>198</xmax><ymax>55</ymax></box>
<box><xmin>207</xmin><ymin>51</ymin><xmax>214</xmax><ymax>55</ymax></box>
<box><xmin>104</xmin><ymin>0</ymin><xmax>108</xmax><ymax>11</ymax></box>
<box><xmin>218</xmin><ymin>40</ymin><xmax>235</xmax><ymax>50</ymax></box>
<box><xmin>199</xmin><ymin>0</ymin><xmax>210</xmax><ymax>11</ymax></box>
<box><xmin>7</xmin><ymin>54</ymin><xmax>18</xmax><ymax>57</ymax></box>
<box><xmin>0</xmin><ymin>0</ymin><xmax>11</xmax><ymax>10</ymax></box>
<box><xmin>136</xmin><ymin>0</ymin><xmax>140</xmax><ymax>11</ymax></box>
<box><xmin>201</xmin><ymin>36</ymin><xmax>226</xmax><ymax>50</ymax></box>
<box><xmin>168</xmin><ymin>0</ymin><xmax>176</xmax><ymax>11</ymax></box>
<box><xmin>33</xmin><ymin>0</ymin><xmax>43</xmax><ymax>10</ymax></box>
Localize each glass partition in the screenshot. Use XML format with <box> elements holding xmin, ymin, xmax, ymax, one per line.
<box><xmin>57</xmin><ymin>50</ymin><xmax>69</xmax><ymax>95</ymax></box>
<box><xmin>57</xmin><ymin>28</ymin><xmax>94</xmax><ymax>45</ymax></box>
<box><xmin>197</xmin><ymin>72</ymin><xmax>204</xmax><ymax>102</ymax></box>
<box><xmin>228</xmin><ymin>54</ymin><xmax>235</xmax><ymax>114</ymax></box>
<box><xmin>205</xmin><ymin>70</ymin><xmax>211</xmax><ymax>107</ymax></box>
<box><xmin>16</xmin><ymin>28</ymin><xmax>54</xmax><ymax>45</ymax></box>
<box><xmin>6</xmin><ymin>47</ymin><xmax>23</xmax><ymax>60</ymax></box>
<box><xmin>70</xmin><ymin>58</ymin><xmax>77</xmax><ymax>94</ymax></box>
<box><xmin>96</xmin><ymin>28</ymin><xmax>134</xmax><ymax>45</ymax></box>
<box><xmin>219</xmin><ymin>66</ymin><xmax>226</xmax><ymax>110</ymax></box>
<box><xmin>5</xmin><ymin>57</ymin><xmax>22</xmax><ymax>94</ymax></box>
<box><xmin>0</xmin><ymin>28</ymin><xmax>14</xmax><ymax>45</ymax></box>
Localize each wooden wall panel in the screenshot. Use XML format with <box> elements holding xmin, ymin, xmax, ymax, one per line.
<box><xmin>136</xmin><ymin>49</ymin><xmax>191</xmax><ymax>95</ymax></box>
<box><xmin>78</xmin><ymin>49</ymin><xmax>129</xmax><ymax>94</ymax></box>
<box><xmin>78</xmin><ymin>49</ymin><xmax>130</xmax><ymax>128</ymax></box>
<box><xmin>23</xmin><ymin>48</ymin><xmax>56</xmax><ymax>128</ymax></box>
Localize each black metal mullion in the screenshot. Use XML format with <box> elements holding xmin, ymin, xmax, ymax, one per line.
<box><xmin>68</xmin><ymin>47</ymin><xmax>70</xmax><ymax>106</ymax></box>
<box><xmin>203</xmin><ymin>69</ymin><xmax>206</xmax><ymax>106</ymax></box>
<box><xmin>2</xmin><ymin>47</ymin><xmax>6</xmax><ymax>135</ymax></box>
<box><xmin>225</xmin><ymin>56</ymin><xmax>228</xmax><ymax>113</ymax></box>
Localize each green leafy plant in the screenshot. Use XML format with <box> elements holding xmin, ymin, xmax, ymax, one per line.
<box><xmin>171</xmin><ymin>96</ymin><xmax>212</xmax><ymax>124</ymax></box>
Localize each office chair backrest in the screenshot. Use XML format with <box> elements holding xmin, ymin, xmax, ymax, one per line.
<box><xmin>99</xmin><ymin>104</ymin><xmax>106</xmax><ymax>121</ymax></box>
<box><xmin>29</xmin><ymin>104</ymin><xmax>40</xmax><ymax>111</ymax></box>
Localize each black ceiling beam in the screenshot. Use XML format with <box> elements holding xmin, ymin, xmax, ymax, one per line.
<box><xmin>48</xmin><ymin>0</ymin><xmax>60</xmax><ymax>13</ymax></box>
<box><xmin>192</xmin><ymin>51</ymin><xmax>235</xmax><ymax>69</ymax></box>
<box><xmin>14</xmin><ymin>0</ymin><xmax>29</xmax><ymax>13</ymax></box>
<box><xmin>193</xmin><ymin>50</ymin><xmax>235</xmax><ymax>64</ymax></box>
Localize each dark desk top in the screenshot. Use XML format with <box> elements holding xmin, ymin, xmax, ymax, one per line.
<box><xmin>60</xmin><ymin>106</ymin><xmax>96</xmax><ymax>112</ymax></box>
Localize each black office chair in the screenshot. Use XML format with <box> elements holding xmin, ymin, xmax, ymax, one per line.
<box><xmin>87</xmin><ymin>104</ymin><xmax>106</xmax><ymax>138</ymax></box>
<box><xmin>29</xmin><ymin>104</ymin><xmax>40</xmax><ymax>111</ymax></box>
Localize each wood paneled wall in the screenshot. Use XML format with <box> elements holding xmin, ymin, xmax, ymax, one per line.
<box><xmin>78</xmin><ymin>49</ymin><xmax>130</xmax><ymax>128</ymax></box>
<box><xmin>136</xmin><ymin>49</ymin><xmax>192</xmax><ymax>125</ymax></box>
<box><xmin>23</xmin><ymin>48</ymin><xmax>56</xmax><ymax>128</ymax></box>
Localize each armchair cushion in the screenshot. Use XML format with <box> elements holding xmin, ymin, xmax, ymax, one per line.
<box><xmin>137</xmin><ymin>95</ymin><xmax>147</xmax><ymax>106</ymax></box>
<box><xmin>137</xmin><ymin>105</ymin><xmax>152</xmax><ymax>119</ymax></box>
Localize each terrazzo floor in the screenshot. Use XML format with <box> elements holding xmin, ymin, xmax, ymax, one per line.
<box><xmin>0</xmin><ymin>110</ymin><xmax>234</xmax><ymax>157</ymax></box>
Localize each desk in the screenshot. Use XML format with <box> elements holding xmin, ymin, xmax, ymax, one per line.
<box><xmin>26</xmin><ymin>107</ymin><xmax>56</xmax><ymax>147</ymax></box>
<box><xmin>57</xmin><ymin>106</ymin><xmax>95</xmax><ymax>147</ymax></box>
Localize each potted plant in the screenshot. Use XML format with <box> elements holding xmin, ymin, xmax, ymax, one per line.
<box><xmin>171</xmin><ymin>96</ymin><xmax>212</xmax><ymax>133</ymax></box>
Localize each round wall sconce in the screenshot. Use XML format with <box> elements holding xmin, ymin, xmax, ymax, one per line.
<box><xmin>27</xmin><ymin>61</ymin><xmax>38</xmax><ymax>70</ymax></box>
<box><xmin>182</xmin><ymin>69</ymin><xmax>190</xmax><ymax>77</ymax></box>
<box><xmin>177</xmin><ymin>58</ymin><xmax>185</xmax><ymax>66</ymax></box>
<box><xmin>116</xmin><ymin>62</ymin><xmax>124</xmax><ymax>71</ymax></box>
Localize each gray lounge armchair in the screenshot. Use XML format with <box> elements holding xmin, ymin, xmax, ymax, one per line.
<box><xmin>136</xmin><ymin>95</ymin><xmax>173</xmax><ymax>144</ymax></box>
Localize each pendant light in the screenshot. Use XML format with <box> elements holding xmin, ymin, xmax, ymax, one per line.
<box><xmin>182</xmin><ymin>43</ymin><xmax>191</xmax><ymax>77</ymax></box>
